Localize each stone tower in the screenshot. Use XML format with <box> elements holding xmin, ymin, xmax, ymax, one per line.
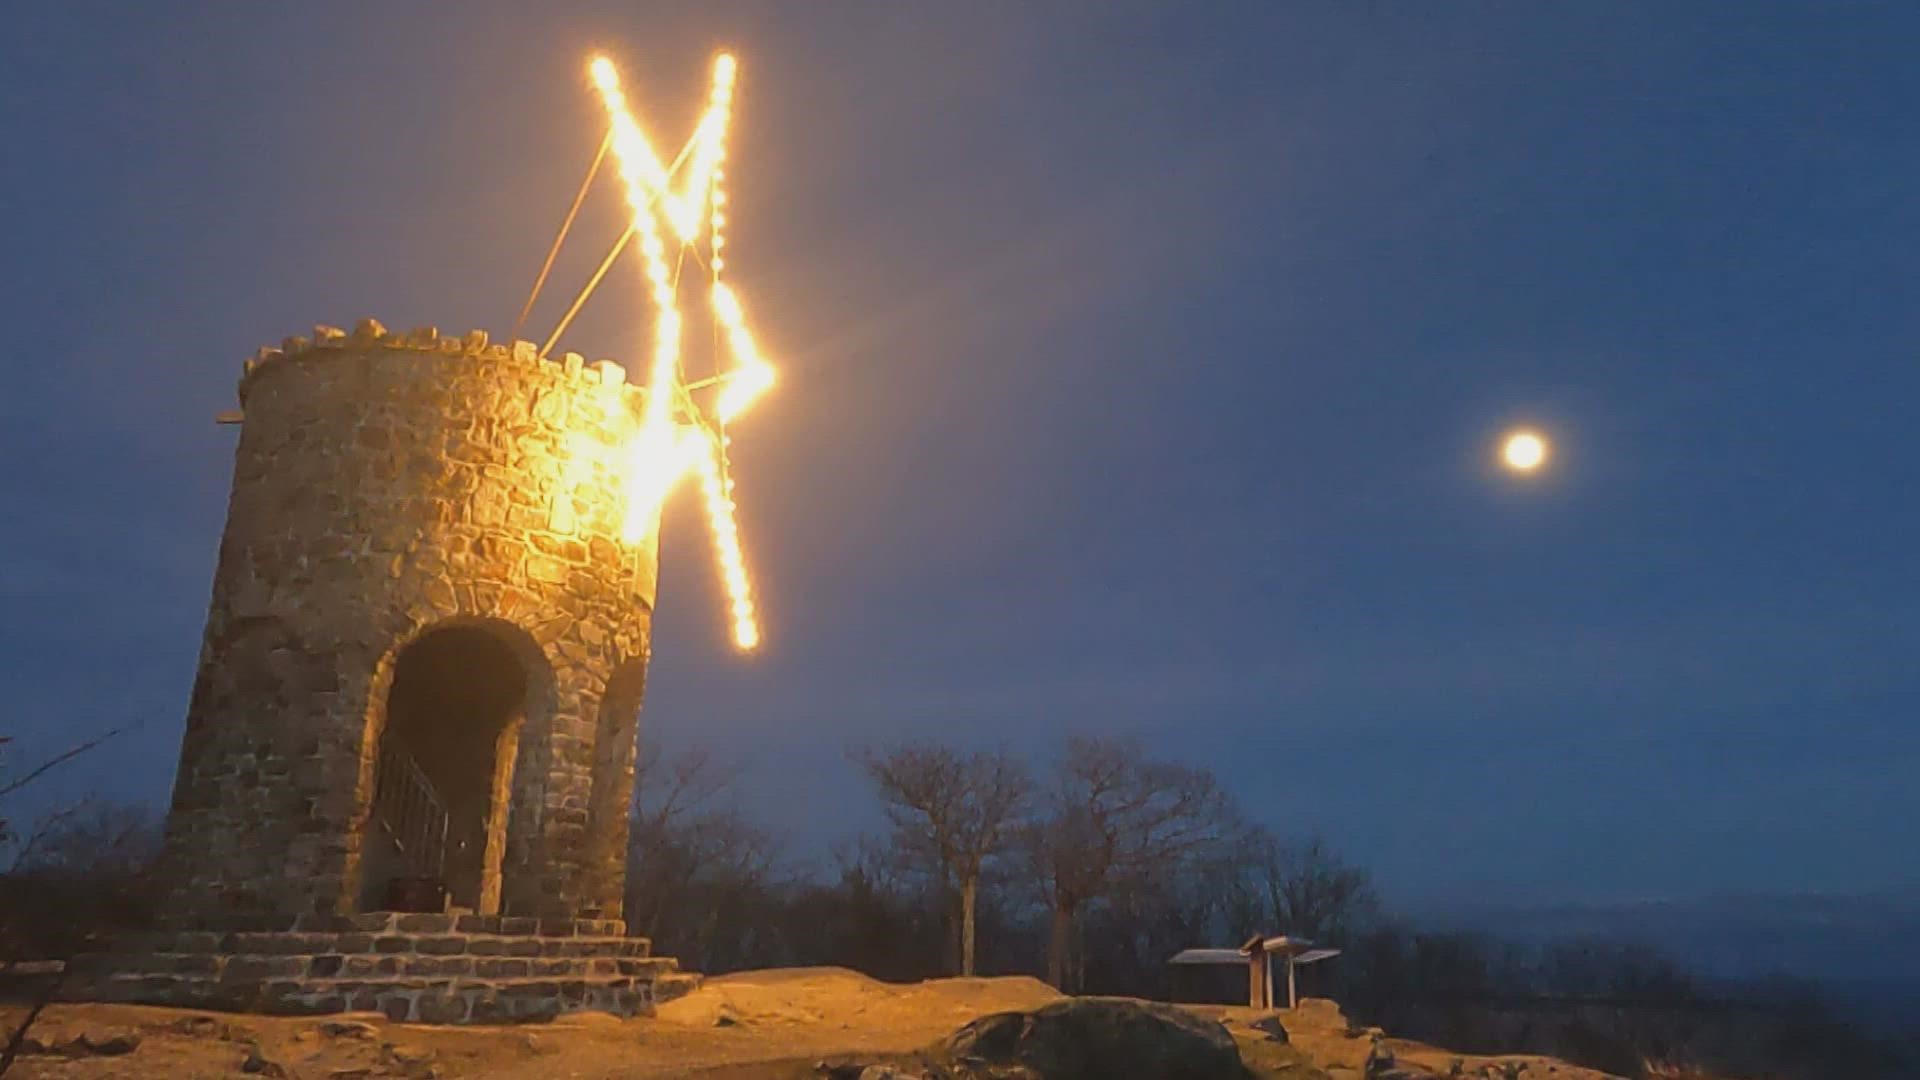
<box><xmin>162</xmin><ymin>318</ymin><xmax>659</xmax><ymax>927</ymax></box>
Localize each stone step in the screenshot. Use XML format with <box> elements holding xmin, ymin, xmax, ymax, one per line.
<box><xmin>116</xmin><ymin>930</ymin><xmax>652</xmax><ymax>959</ymax></box>
<box><xmin>166</xmin><ymin>912</ymin><xmax>629</xmax><ymax>938</ymax></box>
<box><xmin>71</xmin><ymin>952</ymin><xmax>676</xmax><ymax>983</ymax></box>
<box><xmin>77</xmin><ymin>972</ymin><xmax>660</xmax><ymax>1023</ymax></box>
<box><xmin>653</xmin><ymin>971</ymin><xmax>702</xmax><ymax>1004</ymax></box>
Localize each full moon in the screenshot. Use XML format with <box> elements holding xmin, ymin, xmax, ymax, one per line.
<box><xmin>1501</xmin><ymin>429</ymin><xmax>1549</xmax><ymax>473</ymax></box>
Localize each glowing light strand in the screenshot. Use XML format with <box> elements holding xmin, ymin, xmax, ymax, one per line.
<box><xmin>588</xmin><ymin>52</ymin><xmax>773</xmax><ymax>652</ymax></box>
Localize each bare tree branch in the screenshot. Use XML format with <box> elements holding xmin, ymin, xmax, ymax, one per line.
<box><xmin>0</xmin><ymin>727</ymin><xmax>129</xmax><ymax>801</ymax></box>
<box><xmin>854</xmin><ymin>741</ymin><xmax>1031</xmax><ymax>976</ymax></box>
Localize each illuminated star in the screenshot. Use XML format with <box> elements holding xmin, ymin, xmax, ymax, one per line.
<box><xmin>589</xmin><ymin>52</ymin><xmax>774</xmax><ymax>651</ymax></box>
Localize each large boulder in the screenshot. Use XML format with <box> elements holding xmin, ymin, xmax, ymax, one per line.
<box><xmin>944</xmin><ymin>997</ymin><xmax>1246</xmax><ymax>1080</ymax></box>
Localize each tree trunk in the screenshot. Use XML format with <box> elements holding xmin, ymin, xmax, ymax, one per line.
<box><xmin>1073</xmin><ymin>908</ymin><xmax>1086</xmax><ymax>993</ymax></box>
<box><xmin>1047</xmin><ymin>903</ymin><xmax>1073</xmax><ymax>990</ymax></box>
<box><xmin>960</xmin><ymin>875</ymin><xmax>979</xmax><ymax>977</ymax></box>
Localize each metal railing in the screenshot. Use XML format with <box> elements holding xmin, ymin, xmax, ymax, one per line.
<box><xmin>372</xmin><ymin>734</ymin><xmax>449</xmax><ymax>880</ymax></box>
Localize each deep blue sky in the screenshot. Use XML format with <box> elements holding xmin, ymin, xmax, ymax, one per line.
<box><xmin>3</xmin><ymin>5</ymin><xmax>1916</xmax><ymax>916</ymax></box>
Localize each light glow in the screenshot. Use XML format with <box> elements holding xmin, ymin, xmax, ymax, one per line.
<box><xmin>589</xmin><ymin>51</ymin><xmax>775</xmax><ymax>651</ymax></box>
<box><xmin>1502</xmin><ymin>429</ymin><xmax>1548</xmax><ymax>473</ymax></box>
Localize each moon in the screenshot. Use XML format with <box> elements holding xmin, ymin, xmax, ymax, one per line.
<box><xmin>1501</xmin><ymin>429</ymin><xmax>1549</xmax><ymax>473</ymax></box>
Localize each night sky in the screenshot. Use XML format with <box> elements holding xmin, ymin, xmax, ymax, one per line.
<box><xmin>3</xmin><ymin>5</ymin><xmax>1916</xmax><ymax>922</ymax></box>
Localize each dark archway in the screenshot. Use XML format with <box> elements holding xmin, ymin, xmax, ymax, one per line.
<box><xmin>361</xmin><ymin>625</ymin><xmax>527</xmax><ymax>913</ymax></box>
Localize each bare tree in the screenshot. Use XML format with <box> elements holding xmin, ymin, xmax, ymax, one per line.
<box><xmin>1</xmin><ymin>801</ymin><xmax>161</xmax><ymax>958</ymax></box>
<box><xmin>0</xmin><ymin>727</ymin><xmax>138</xmax><ymax>1079</ymax></box>
<box><xmin>624</xmin><ymin>743</ymin><xmax>784</xmax><ymax>971</ymax></box>
<box><xmin>1250</xmin><ymin>828</ymin><xmax>1377</xmax><ymax>943</ymax></box>
<box><xmin>1019</xmin><ymin>736</ymin><xmax>1237</xmax><ymax>991</ymax></box>
<box><xmin>855</xmin><ymin>742</ymin><xmax>1030</xmax><ymax>976</ymax></box>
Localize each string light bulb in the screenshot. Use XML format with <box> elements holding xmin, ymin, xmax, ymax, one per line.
<box><xmin>589</xmin><ymin>51</ymin><xmax>774</xmax><ymax>651</ymax></box>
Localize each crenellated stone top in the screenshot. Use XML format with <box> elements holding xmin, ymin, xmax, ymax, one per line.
<box><xmin>238</xmin><ymin>317</ymin><xmax>643</xmax><ymax>407</ymax></box>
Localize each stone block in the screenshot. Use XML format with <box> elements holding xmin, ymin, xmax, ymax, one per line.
<box><xmin>232</xmin><ymin>932</ymin><xmax>331</xmax><ymax>955</ymax></box>
<box><xmin>467</xmin><ymin>991</ymin><xmax>514</xmax><ymax>1025</ymax></box>
<box><xmin>411</xmin><ymin>955</ymin><xmax>474</xmax><ymax>977</ymax></box>
<box><xmin>164</xmin><ymin>953</ymin><xmax>224</xmax><ymax>976</ymax></box>
<box><xmin>395</xmin><ymin>913</ymin><xmax>457</xmax><ymax>934</ymax></box>
<box><xmin>342</xmin><ymin>955</ymin><xmax>387</xmax><ymax>978</ymax></box>
<box><xmin>417</xmin><ymin>936</ymin><xmax>467</xmax><ymax>956</ymax></box>
<box><xmin>474</xmin><ymin>958</ymin><xmax>531</xmax><ymax>978</ymax></box>
<box><xmin>290</xmin><ymin>914</ymin><xmax>346</xmax><ymax>933</ymax></box>
<box><xmin>416</xmin><ymin>991</ymin><xmax>469</xmax><ymax>1024</ymax></box>
<box><xmin>173</xmin><ymin>932</ymin><xmax>225</xmax><ymax>953</ymax></box>
<box><xmin>222</xmin><ymin>956</ymin><xmax>308</xmax><ymax>983</ymax></box>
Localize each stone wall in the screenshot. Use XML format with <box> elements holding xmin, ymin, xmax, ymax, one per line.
<box><xmin>161</xmin><ymin>318</ymin><xmax>661</xmax><ymax>927</ymax></box>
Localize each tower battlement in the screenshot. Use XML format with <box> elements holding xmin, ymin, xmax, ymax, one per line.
<box><xmin>238</xmin><ymin>317</ymin><xmax>645</xmax><ymax>407</ymax></box>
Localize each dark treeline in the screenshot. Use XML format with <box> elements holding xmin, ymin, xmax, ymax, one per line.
<box><xmin>0</xmin><ymin>736</ymin><xmax>1911</xmax><ymax>1078</ymax></box>
<box><xmin>624</xmin><ymin>735</ymin><xmax>1916</xmax><ymax>1080</ymax></box>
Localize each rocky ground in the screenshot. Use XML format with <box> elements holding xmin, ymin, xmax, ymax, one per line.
<box><xmin>1</xmin><ymin>967</ymin><xmax>1622</xmax><ymax>1079</ymax></box>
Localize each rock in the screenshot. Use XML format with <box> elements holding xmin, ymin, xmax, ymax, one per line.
<box><xmin>84</xmin><ymin>1032</ymin><xmax>140</xmax><ymax>1055</ymax></box>
<box><xmin>385</xmin><ymin>1041</ymin><xmax>439</xmax><ymax>1079</ymax></box>
<box><xmin>385</xmin><ymin>1042</ymin><xmax>435</xmax><ymax>1064</ymax></box>
<box><xmin>241</xmin><ymin>1045</ymin><xmax>289</xmax><ymax>1077</ymax></box>
<box><xmin>320</xmin><ymin>1019</ymin><xmax>378</xmax><ymax>1039</ymax></box>
<box><xmin>945</xmin><ymin>997</ymin><xmax>1244</xmax><ymax>1080</ymax></box>
<box><xmin>46</xmin><ymin>1030</ymin><xmax>140</xmax><ymax>1056</ymax></box>
<box><xmin>1290</xmin><ymin>996</ymin><xmax>1348</xmax><ymax>1028</ymax></box>
<box><xmin>171</xmin><ymin>1014</ymin><xmax>238</xmax><ymax>1039</ymax></box>
<box><xmin>1247</xmin><ymin>1014</ymin><xmax>1289</xmax><ymax>1042</ymax></box>
<box><xmin>858</xmin><ymin>1067</ymin><xmax>925</xmax><ymax>1080</ymax></box>
<box><xmin>1366</xmin><ymin>1034</ymin><xmax>1396</xmax><ymax>1075</ymax></box>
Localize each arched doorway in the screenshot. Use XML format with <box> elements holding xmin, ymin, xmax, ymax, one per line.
<box><xmin>361</xmin><ymin>625</ymin><xmax>528</xmax><ymax>914</ymax></box>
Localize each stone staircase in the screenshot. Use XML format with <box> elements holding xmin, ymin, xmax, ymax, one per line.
<box><xmin>62</xmin><ymin>912</ymin><xmax>700</xmax><ymax>1024</ymax></box>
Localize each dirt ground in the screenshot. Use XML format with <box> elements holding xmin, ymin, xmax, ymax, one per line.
<box><xmin>0</xmin><ymin>968</ymin><xmax>1618</xmax><ymax>1079</ymax></box>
